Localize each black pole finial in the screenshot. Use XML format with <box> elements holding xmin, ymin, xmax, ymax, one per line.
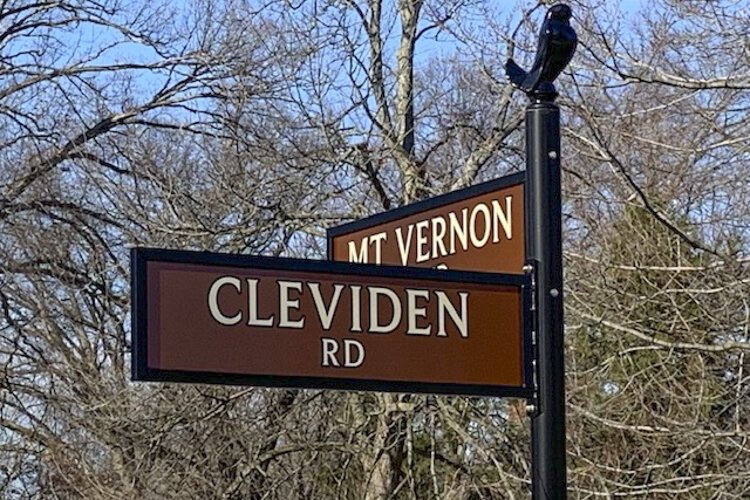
<box><xmin>505</xmin><ymin>3</ymin><xmax>577</xmax><ymax>101</ymax></box>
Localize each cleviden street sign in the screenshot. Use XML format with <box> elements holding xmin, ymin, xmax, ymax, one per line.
<box><xmin>131</xmin><ymin>247</ymin><xmax>531</xmax><ymax>397</ymax></box>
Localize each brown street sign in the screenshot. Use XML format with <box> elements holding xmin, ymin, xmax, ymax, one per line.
<box><xmin>328</xmin><ymin>172</ymin><xmax>524</xmax><ymax>274</ymax></box>
<box><xmin>131</xmin><ymin>248</ymin><xmax>532</xmax><ymax>397</ymax></box>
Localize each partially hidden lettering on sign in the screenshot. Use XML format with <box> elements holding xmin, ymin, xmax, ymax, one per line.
<box><xmin>328</xmin><ymin>173</ymin><xmax>525</xmax><ymax>274</ymax></box>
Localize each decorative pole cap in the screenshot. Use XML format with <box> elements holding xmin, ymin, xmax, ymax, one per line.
<box><xmin>505</xmin><ymin>4</ymin><xmax>577</xmax><ymax>102</ymax></box>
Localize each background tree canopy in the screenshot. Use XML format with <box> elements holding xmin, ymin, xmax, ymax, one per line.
<box><xmin>0</xmin><ymin>0</ymin><xmax>748</xmax><ymax>498</ymax></box>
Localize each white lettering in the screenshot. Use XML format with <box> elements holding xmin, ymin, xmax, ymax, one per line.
<box><xmin>370</xmin><ymin>232</ymin><xmax>387</xmax><ymax>264</ymax></box>
<box><xmin>211</xmin><ymin>279</ymin><xmax>471</xmax><ymax>340</ymax></box>
<box><xmin>321</xmin><ymin>338</ymin><xmax>340</xmax><ymax>367</ymax></box>
<box><xmin>406</xmin><ymin>289</ymin><xmax>431</xmax><ymax>335</ymax></box>
<box><xmin>416</xmin><ymin>220</ymin><xmax>430</xmax><ymax>263</ymax></box>
<box><xmin>308</xmin><ymin>282</ymin><xmax>344</xmax><ymax>330</ymax></box>
<box><xmin>351</xmin><ymin>285</ymin><xmax>363</xmax><ymax>332</ymax></box>
<box><xmin>431</xmin><ymin>216</ymin><xmax>448</xmax><ymax>259</ymax></box>
<box><xmin>207</xmin><ymin>276</ymin><xmax>242</xmax><ymax>325</ymax></box>
<box><xmin>344</xmin><ymin>339</ymin><xmax>365</xmax><ymax>367</ymax></box>
<box><xmin>395</xmin><ymin>225</ymin><xmax>414</xmax><ymax>266</ymax></box>
<box><xmin>492</xmin><ymin>197</ymin><xmax>513</xmax><ymax>242</ymax></box>
<box><xmin>278</xmin><ymin>280</ymin><xmax>304</xmax><ymax>329</ymax></box>
<box><xmin>449</xmin><ymin>208</ymin><xmax>469</xmax><ymax>254</ymax></box>
<box><xmin>436</xmin><ymin>291</ymin><xmax>469</xmax><ymax>338</ymax></box>
<box><xmin>369</xmin><ymin>287</ymin><xmax>402</xmax><ymax>333</ymax></box>
<box><xmin>469</xmin><ymin>203</ymin><xmax>491</xmax><ymax>248</ymax></box>
<box><xmin>247</xmin><ymin>278</ymin><xmax>274</xmax><ymax>326</ymax></box>
<box><xmin>348</xmin><ymin>239</ymin><xmax>368</xmax><ymax>263</ymax></box>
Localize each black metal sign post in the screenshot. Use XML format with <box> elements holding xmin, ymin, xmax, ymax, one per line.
<box><xmin>526</xmin><ymin>93</ymin><xmax>567</xmax><ymax>499</ymax></box>
<box><xmin>506</xmin><ymin>4</ymin><xmax>577</xmax><ymax>499</ymax></box>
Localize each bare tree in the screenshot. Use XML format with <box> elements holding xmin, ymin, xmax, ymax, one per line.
<box><xmin>1</xmin><ymin>0</ymin><xmax>749</xmax><ymax>498</ymax></box>
<box><xmin>561</xmin><ymin>1</ymin><xmax>750</xmax><ymax>496</ymax></box>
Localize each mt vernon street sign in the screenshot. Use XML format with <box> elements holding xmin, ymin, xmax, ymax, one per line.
<box><xmin>131</xmin><ymin>248</ymin><xmax>531</xmax><ymax>397</ymax></box>
<box><xmin>328</xmin><ymin>172</ymin><xmax>524</xmax><ymax>274</ymax></box>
